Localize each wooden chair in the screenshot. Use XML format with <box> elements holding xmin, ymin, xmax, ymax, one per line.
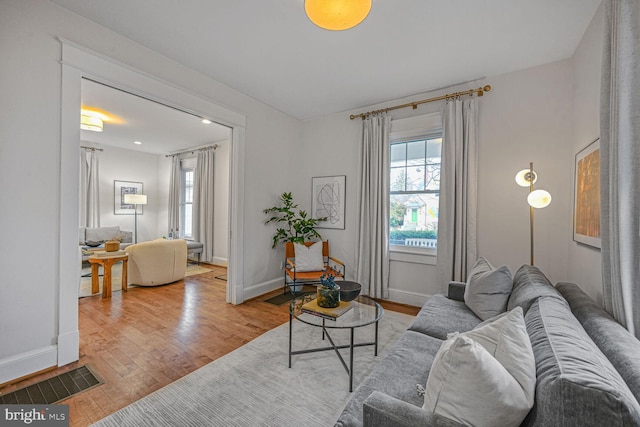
<box><xmin>284</xmin><ymin>241</ymin><xmax>345</xmax><ymax>294</ymax></box>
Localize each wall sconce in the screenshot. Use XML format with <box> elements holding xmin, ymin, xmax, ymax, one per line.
<box><xmin>515</xmin><ymin>162</ymin><xmax>552</xmax><ymax>265</ymax></box>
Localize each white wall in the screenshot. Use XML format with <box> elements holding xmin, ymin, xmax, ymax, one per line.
<box><xmin>93</xmin><ymin>145</ymin><xmax>162</xmax><ymax>243</ymax></box>
<box><xmin>568</xmin><ymin>2</ymin><xmax>604</xmax><ymax>303</ymax></box>
<box><xmin>301</xmin><ymin>59</ymin><xmax>576</xmax><ymax>306</ymax></box>
<box><xmin>0</xmin><ymin>0</ymin><xmax>301</xmax><ymax>383</ymax></box>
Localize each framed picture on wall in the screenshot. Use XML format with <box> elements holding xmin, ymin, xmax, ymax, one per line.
<box><xmin>114</xmin><ymin>180</ymin><xmax>144</xmax><ymax>215</ymax></box>
<box><xmin>573</xmin><ymin>138</ymin><xmax>600</xmax><ymax>248</ymax></box>
<box><xmin>312</xmin><ymin>175</ymin><xmax>346</xmax><ymax>229</ymax></box>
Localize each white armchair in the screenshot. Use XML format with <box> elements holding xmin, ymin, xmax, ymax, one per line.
<box><xmin>125</xmin><ymin>239</ymin><xmax>187</xmax><ymax>286</ymax></box>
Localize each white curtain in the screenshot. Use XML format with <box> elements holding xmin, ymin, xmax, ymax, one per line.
<box><xmin>355</xmin><ymin>114</ymin><xmax>391</xmax><ymax>299</ymax></box>
<box><xmin>437</xmin><ymin>97</ymin><xmax>478</xmax><ymax>286</ymax></box>
<box><xmin>194</xmin><ymin>149</ymin><xmax>215</xmax><ymax>263</ymax></box>
<box><xmin>600</xmin><ymin>0</ymin><xmax>640</xmax><ymax>338</ymax></box>
<box><xmin>167</xmin><ymin>155</ymin><xmax>181</xmax><ymax>237</ymax></box>
<box><xmin>79</xmin><ymin>149</ymin><xmax>100</xmax><ymax>228</ymax></box>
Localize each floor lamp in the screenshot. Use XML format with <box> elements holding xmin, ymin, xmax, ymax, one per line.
<box><xmin>515</xmin><ymin>162</ymin><xmax>552</xmax><ymax>265</ymax></box>
<box><xmin>123</xmin><ymin>194</ymin><xmax>147</xmax><ymax>244</ymax></box>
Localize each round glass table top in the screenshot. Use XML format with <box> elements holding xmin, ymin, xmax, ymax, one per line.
<box><xmin>289</xmin><ymin>293</ymin><xmax>384</xmax><ymax>329</ymax></box>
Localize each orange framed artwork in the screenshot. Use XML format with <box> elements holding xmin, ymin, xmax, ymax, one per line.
<box><xmin>573</xmin><ymin>138</ymin><xmax>601</xmax><ymax>248</ymax></box>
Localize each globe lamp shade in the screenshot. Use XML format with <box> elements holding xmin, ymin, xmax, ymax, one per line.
<box><xmin>305</xmin><ymin>0</ymin><xmax>372</xmax><ymax>31</ymax></box>
<box><xmin>527</xmin><ymin>189</ymin><xmax>552</xmax><ymax>209</ymax></box>
<box><xmin>515</xmin><ymin>168</ymin><xmax>537</xmax><ymax>187</ymax></box>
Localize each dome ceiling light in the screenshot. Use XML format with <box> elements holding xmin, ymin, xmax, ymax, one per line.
<box><xmin>305</xmin><ymin>0</ymin><xmax>372</xmax><ymax>31</ymax></box>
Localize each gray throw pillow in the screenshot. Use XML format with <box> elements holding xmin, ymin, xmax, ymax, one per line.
<box><xmin>464</xmin><ymin>257</ymin><xmax>513</xmax><ymax>321</ymax></box>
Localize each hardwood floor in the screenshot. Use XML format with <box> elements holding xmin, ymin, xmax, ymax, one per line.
<box><xmin>1</xmin><ymin>266</ymin><xmax>419</xmax><ymax>426</ymax></box>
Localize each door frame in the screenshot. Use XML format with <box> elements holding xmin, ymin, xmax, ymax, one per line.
<box><xmin>58</xmin><ymin>38</ymin><xmax>246</xmax><ymax>366</ymax></box>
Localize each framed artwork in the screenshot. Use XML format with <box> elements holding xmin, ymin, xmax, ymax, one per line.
<box><xmin>114</xmin><ymin>180</ymin><xmax>144</xmax><ymax>215</ymax></box>
<box><xmin>573</xmin><ymin>138</ymin><xmax>600</xmax><ymax>248</ymax></box>
<box><xmin>312</xmin><ymin>175</ymin><xmax>346</xmax><ymax>229</ymax></box>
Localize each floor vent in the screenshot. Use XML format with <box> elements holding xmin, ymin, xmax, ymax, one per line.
<box><xmin>0</xmin><ymin>365</ymin><xmax>103</xmax><ymax>405</ymax></box>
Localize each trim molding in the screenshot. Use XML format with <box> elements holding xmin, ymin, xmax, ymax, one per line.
<box><xmin>0</xmin><ymin>346</ymin><xmax>57</xmax><ymax>385</ymax></box>
<box><xmin>387</xmin><ymin>288</ymin><xmax>430</xmax><ymax>307</ymax></box>
<box><xmin>243</xmin><ymin>278</ymin><xmax>283</xmax><ymax>302</ymax></box>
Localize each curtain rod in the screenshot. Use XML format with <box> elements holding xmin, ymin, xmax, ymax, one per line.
<box><xmin>165</xmin><ymin>143</ymin><xmax>219</xmax><ymax>158</ymax></box>
<box><xmin>349</xmin><ymin>85</ymin><xmax>492</xmax><ymax>120</ymax></box>
<box><xmin>80</xmin><ymin>145</ymin><xmax>103</xmax><ymax>151</ymax></box>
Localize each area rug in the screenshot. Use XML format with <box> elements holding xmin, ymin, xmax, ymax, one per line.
<box><xmin>91</xmin><ymin>310</ymin><xmax>414</xmax><ymax>427</ymax></box>
<box><xmin>79</xmin><ymin>264</ymin><xmax>213</xmax><ymax>298</ymax></box>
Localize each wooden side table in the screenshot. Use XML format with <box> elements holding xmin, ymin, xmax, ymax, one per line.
<box><xmin>88</xmin><ymin>253</ymin><xmax>129</xmax><ymax>298</ymax></box>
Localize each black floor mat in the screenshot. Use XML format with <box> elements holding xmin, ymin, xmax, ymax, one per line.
<box><xmin>0</xmin><ymin>365</ymin><xmax>103</xmax><ymax>404</ymax></box>
<box><xmin>264</xmin><ymin>289</ymin><xmax>316</xmax><ymax>306</ymax></box>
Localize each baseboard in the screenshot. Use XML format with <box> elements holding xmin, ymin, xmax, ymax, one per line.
<box><xmin>243</xmin><ymin>277</ymin><xmax>282</xmax><ymax>301</ymax></box>
<box><xmin>0</xmin><ymin>345</ymin><xmax>58</xmax><ymax>384</ymax></box>
<box><xmin>57</xmin><ymin>330</ymin><xmax>79</xmax><ymax>367</ymax></box>
<box><xmin>387</xmin><ymin>288</ymin><xmax>430</xmax><ymax>307</ymax></box>
<box><xmin>210</xmin><ymin>257</ymin><xmax>227</xmax><ymax>267</ymax></box>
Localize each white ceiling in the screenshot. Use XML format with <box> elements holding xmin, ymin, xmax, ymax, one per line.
<box><xmin>57</xmin><ymin>0</ymin><xmax>601</xmax><ymax>121</ymax></box>
<box><xmin>81</xmin><ymin>79</ymin><xmax>231</xmax><ymax>155</ymax></box>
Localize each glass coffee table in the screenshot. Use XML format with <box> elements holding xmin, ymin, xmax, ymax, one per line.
<box><xmin>289</xmin><ymin>294</ymin><xmax>384</xmax><ymax>392</ymax></box>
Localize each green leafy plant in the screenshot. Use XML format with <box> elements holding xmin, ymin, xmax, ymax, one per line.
<box><xmin>263</xmin><ymin>192</ymin><xmax>326</xmax><ymax>249</ymax></box>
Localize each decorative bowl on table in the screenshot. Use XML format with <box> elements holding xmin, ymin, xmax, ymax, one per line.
<box><xmin>84</xmin><ymin>241</ymin><xmax>102</xmax><ymax>247</ymax></box>
<box><xmin>339</xmin><ymin>281</ymin><xmax>362</xmax><ymax>302</ymax></box>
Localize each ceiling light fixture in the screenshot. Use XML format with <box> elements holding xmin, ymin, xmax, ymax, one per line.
<box><xmin>133</xmin><ymin>141</ymin><xmax>142</xmax><ymax>145</ymax></box>
<box><xmin>201</xmin><ymin>119</ymin><xmax>212</xmax><ymax>124</ymax></box>
<box><xmin>80</xmin><ymin>114</ymin><xmax>103</xmax><ymax>132</ymax></box>
<box><xmin>305</xmin><ymin>0</ymin><xmax>372</xmax><ymax>31</ymax></box>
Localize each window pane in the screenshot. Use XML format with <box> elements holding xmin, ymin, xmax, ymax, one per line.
<box><xmin>184</xmin><ymin>170</ymin><xmax>194</xmax><ymax>203</ymax></box>
<box><xmin>406</xmin><ymin>140</ymin><xmax>425</xmax><ymax>166</ymax></box>
<box><xmin>425</xmin><ymin>163</ymin><xmax>440</xmax><ymax>191</ymax></box>
<box><xmin>390</xmin><ymin>143</ymin><xmax>406</xmax><ymax>167</ymax></box>
<box><xmin>184</xmin><ymin>203</ymin><xmax>192</xmax><ymax>237</ymax></box>
<box><xmin>426</xmin><ymin>138</ymin><xmax>442</xmax><ymax>159</ymax></box>
<box><xmin>390</xmin><ymin>167</ymin><xmax>406</xmax><ymax>192</ymax></box>
<box><xmin>389</xmin><ymin>193</ymin><xmax>439</xmax><ymax>248</ymax></box>
<box><xmin>406</xmin><ymin>166</ymin><xmax>425</xmax><ymax>191</ymax></box>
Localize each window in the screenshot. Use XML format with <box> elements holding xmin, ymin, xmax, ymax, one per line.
<box><xmin>389</xmin><ymin>134</ymin><xmax>442</xmax><ymax>251</ymax></box>
<box><xmin>180</xmin><ymin>158</ymin><xmax>196</xmax><ymax>239</ymax></box>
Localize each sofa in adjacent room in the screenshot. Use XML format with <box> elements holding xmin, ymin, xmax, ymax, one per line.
<box><xmin>125</xmin><ymin>238</ymin><xmax>187</xmax><ymax>286</ymax></box>
<box><xmin>80</xmin><ymin>226</ymin><xmax>133</xmax><ymax>261</ymax></box>
<box><xmin>335</xmin><ymin>263</ymin><xmax>640</xmax><ymax>427</ymax></box>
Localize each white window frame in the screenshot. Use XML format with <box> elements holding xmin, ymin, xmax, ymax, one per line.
<box><xmin>389</xmin><ymin>113</ymin><xmax>442</xmax><ymax>265</ymax></box>
<box><xmin>180</xmin><ymin>157</ymin><xmax>196</xmax><ymax>240</ymax></box>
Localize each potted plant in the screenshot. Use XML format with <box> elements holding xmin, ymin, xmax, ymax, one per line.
<box><xmin>263</xmin><ymin>192</ymin><xmax>325</xmax><ymax>248</ymax></box>
<box><xmin>317</xmin><ymin>273</ymin><xmax>340</xmax><ymax>308</ymax></box>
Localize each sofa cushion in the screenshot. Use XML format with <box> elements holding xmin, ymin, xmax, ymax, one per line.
<box><xmin>85</xmin><ymin>226</ymin><xmax>121</xmax><ymax>243</ymax></box>
<box><xmin>522</xmin><ymin>297</ymin><xmax>640</xmax><ymax>426</ymax></box>
<box><xmin>408</xmin><ymin>294</ymin><xmax>481</xmax><ymax>339</ymax></box>
<box><xmin>293</xmin><ymin>242</ymin><xmax>324</xmax><ymax>272</ymax></box>
<box><xmin>423</xmin><ymin>332</ymin><xmax>533</xmax><ymax>427</ymax></box>
<box><xmin>335</xmin><ymin>330</ymin><xmax>443</xmax><ymax>427</ymax></box>
<box><xmin>557</xmin><ymin>282</ymin><xmax>640</xmax><ymax>404</ymax></box>
<box><xmin>507</xmin><ymin>264</ymin><xmax>566</xmax><ymax>314</ymax></box>
<box><xmin>464</xmin><ymin>257</ymin><xmax>513</xmax><ymax>320</ymax></box>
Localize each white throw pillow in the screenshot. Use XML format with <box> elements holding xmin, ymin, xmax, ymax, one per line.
<box><xmin>293</xmin><ymin>242</ymin><xmax>324</xmax><ymax>272</ymax></box>
<box><xmin>423</xmin><ymin>307</ymin><xmax>536</xmax><ymax>427</ymax></box>
<box><xmin>464</xmin><ymin>257</ymin><xmax>513</xmax><ymax>320</ymax></box>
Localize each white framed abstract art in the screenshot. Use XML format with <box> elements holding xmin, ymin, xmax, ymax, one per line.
<box><xmin>312</xmin><ymin>175</ymin><xmax>346</xmax><ymax>229</ymax></box>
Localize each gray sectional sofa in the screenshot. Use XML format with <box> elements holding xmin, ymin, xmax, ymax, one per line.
<box><xmin>335</xmin><ymin>265</ymin><xmax>640</xmax><ymax>426</ymax></box>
